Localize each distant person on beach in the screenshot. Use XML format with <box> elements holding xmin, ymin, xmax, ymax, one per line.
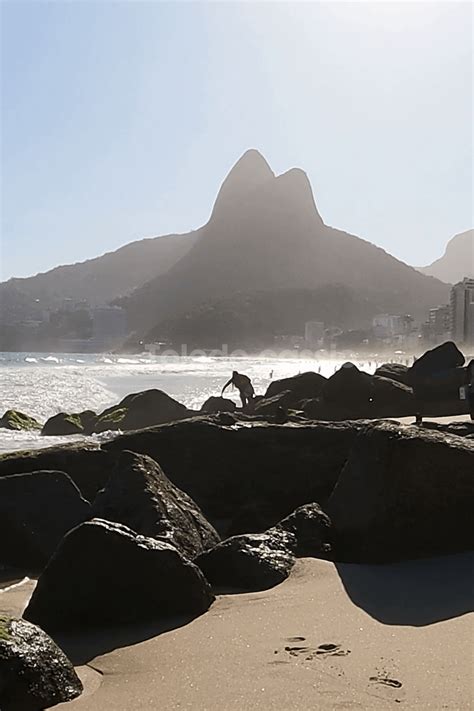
<box><xmin>222</xmin><ymin>371</ymin><xmax>255</xmax><ymax>408</ymax></box>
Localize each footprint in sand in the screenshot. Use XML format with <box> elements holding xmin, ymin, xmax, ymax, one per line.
<box><xmin>283</xmin><ymin>642</ymin><xmax>351</xmax><ymax>660</ymax></box>
<box><xmin>369</xmin><ymin>675</ymin><xmax>402</xmax><ymax>689</ymax></box>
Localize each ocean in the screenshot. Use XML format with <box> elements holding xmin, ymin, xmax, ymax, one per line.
<box><xmin>0</xmin><ymin>351</ymin><xmax>386</xmax><ymax>454</ymax></box>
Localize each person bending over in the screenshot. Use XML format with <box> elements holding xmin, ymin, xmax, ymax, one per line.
<box><xmin>222</xmin><ymin>371</ymin><xmax>255</xmax><ymax>408</ymax></box>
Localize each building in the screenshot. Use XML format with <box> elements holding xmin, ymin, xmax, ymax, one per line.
<box><xmin>422</xmin><ymin>304</ymin><xmax>451</xmax><ymax>344</ymax></box>
<box><xmin>304</xmin><ymin>320</ymin><xmax>324</xmax><ymax>347</ymax></box>
<box><xmin>450</xmin><ymin>278</ymin><xmax>474</xmax><ymax>345</ymax></box>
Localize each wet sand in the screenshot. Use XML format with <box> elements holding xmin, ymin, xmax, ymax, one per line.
<box><xmin>2</xmin><ymin>555</ymin><xmax>472</xmax><ymax>710</ymax></box>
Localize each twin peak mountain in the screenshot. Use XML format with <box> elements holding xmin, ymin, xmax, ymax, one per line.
<box><xmin>123</xmin><ymin>149</ymin><xmax>448</xmax><ymax>335</ymax></box>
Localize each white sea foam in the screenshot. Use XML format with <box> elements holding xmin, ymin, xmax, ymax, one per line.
<box><xmin>0</xmin><ymin>352</ymin><xmax>385</xmax><ymax>454</ymax></box>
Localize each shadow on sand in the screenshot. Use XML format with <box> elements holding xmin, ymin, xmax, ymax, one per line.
<box><xmin>335</xmin><ymin>552</ymin><xmax>474</xmax><ymax>626</ymax></box>
<box><xmin>55</xmin><ymin>613</ymin><xmax>198</xmax><ymax>665</ymax></box>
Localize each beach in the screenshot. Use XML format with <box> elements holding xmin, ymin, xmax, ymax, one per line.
<box><xmin>2</xmin><ymin>554</ymin><xmax>473</xmax><ymax>711</ymax></box>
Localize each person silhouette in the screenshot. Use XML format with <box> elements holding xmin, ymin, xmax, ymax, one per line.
<box><xmin>222</xmin><ymin>371</ymin><xmax>255</xmax><ymax>408</ymax></box>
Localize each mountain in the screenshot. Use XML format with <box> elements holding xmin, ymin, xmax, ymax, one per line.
<box><xmin>0</xmin><ymin>232</ymin><xmax>197</xmax><ymax>311</ymax></box>
<box><xmin>121</xmin><ymin>149</ymin><xmax>449</xmax><ymax>338</ymax></box>
<box><xmin>419</xmin><ymin>230</ymin><xmax>474</xmax><ymax>284</ymax></box>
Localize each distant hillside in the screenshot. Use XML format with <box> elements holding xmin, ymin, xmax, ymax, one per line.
<box><xmin>0</xmin><ymin>232</ymin><xmax>197</xmax><ymax>310</ymax></box>
<box><xmin>146</xmin><ymin>285</ymin><xmax>415</xmax><ymax>351</ymax></box>
<box><xmin>419</xmin><ymin>230</ymin><xmax>473</xmax><ymax>284</ymax></box>
<box><xmin>122</xmin><ymin>149</ymin><xmax>449</xmax><ymax>336</ymax></box>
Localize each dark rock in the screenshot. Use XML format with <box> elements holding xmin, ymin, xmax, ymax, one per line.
<box><xmin>409</xmin><ymin>341</ymin><xmax>465</xmax><ymax>379</ymax></box>
<box><xmin>196</xmin><ymin>527</ymin><xmax>296</xmax><ymax>591</ymax></box>
<box><xmin>41</xmin><ymin>410</ymin><xmax>96</xmax><ymax>436</ymax></box>
<box><xmin>277</xmin><ymin>503</ymin><xmax>332</xmax><ymax>557</ymax></box>
<box><xmin>265</xmin><ymin>372</ymin><xmax>326</xmax><ymax>402</ymax></box>
<box><xmin>93</xmin><ymin>389</ymin><xmax>189</xmax><ymax>433</ymax></box>
<box><xmin>327</xmin><ymin>421</ymin><xmax>474</xmax><ymax>562</ymax></box>
<box><xmin>0</xmin><ymin>410</ymin><xmax>41</xmax><ymax>431</ymax></box>
<box><xmin>323</xmin><ymin>362</ymin><xmax>373</xmax><ymax>405</ymax></box>
<box><xmin>421</xmin><ymin>421</ymin><xmax>474</xmax><ymax>438</ymax></box>
<box><xmin>374</xmin><ymin>363</ymin><xmax>410</xmax><ymax>385</ymax></box>
<box><xmin>92</xmin><ymin>450</ymin><xmax>220</xmax><ymax>558</ymax></box>
<box><xmin>0</xmin><ymin>615</ymin><xmax>82</xmax><ymax>711</ymax></box>
<box><xmin>0</xmin><ymin>443</ymin><xmax>119</xmax><ymax>502</ymax></box>
<box><xmin>251</xmin><ymin>390</ymin><xmax>293</xmax><ymax>417</ymax></box>
<box><xmin>371</xmin><ymin>376</ymin><xmax>413</xmax><ymax>410</ymax></box>
<box><xmin>0</xmin><ymin>471</ymin><xmax>90</xmax><ymax>571</ymax></box>
<box><xmin>200</xmin><ymin>396</ymin><xmax>236</xmax><ymax>414</ymax></box>
<box><xmin>103</xmin><ymin>418</ymin><xmax>368</xmax><ymax>531</ymax></box>
<box><xmin>23</xmin><ymin>519</ymin><xmax>214</xmax><ymax>633</ymax></box>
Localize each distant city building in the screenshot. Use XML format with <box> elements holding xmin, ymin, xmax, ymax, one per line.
<box><xmin>450</xmin><ymin>278</ymin><xmax>474</xmax><ymax>345</ymax></box>
<box><xmin>421</xmin><ymin>305</ymin><xmax>451</xmax><ymax>345</ymax></box>
<box><xmin>304</xmin><ymin>320</ymin><xmax>324</xmax><ymax>346</ymax></box>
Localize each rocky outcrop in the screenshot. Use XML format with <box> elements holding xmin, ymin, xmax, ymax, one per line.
<box><xmin>196</xmin><ymin>527</ymin><xmax>296</xmax><ymax>592</ymax></box>
<box><xmin>41</xmin><ymin>410</ymin><xmax>96</xmax><ymax>436</ymax></box>
<box><xmin>0</xmin><ymin>471</ymin><xmax>90</xmax><ymax>571</ymax></box>
<box><xmin>92</xmin><ymin>451</ymin><xmax>220</xmax><ymax>558</ymax></box>
<box><xmin>0</xmin><ymin>615</ymin><xmax>82</xmax><ymax>710</ymax></box>
<box><xmin>409</xmin><ymin>341</ymin><xmax>465</xmax><ymax>379</ymax></box>
<box><xmin>200</xmin><ymin>397</ymin><xmax>236</xmax><ymax>414</ymax></box>
<box><xmin>264</xmin><ymin>372</ymin><xmax>326</xmax><ymax>402</ymax></box>
<box><xmin>327</xmin><ymin>422</ymin><xmax>474</xmax><ymax>562</ymax></box>
<box><xmin>0</xmin><ymin>410</ymin><xmax>41</xmax><ymax>431</ymax></box>
<box><xmin>276</xmin><ymin>503</ymin><xmax>332</xmax><ymax>557</ymax></box>
<box><xmin>24</xmin><ymin>519</ymin><xmax>214</xmax><ymax>633</ymax></box>
<box><xmin>322</xmin><ymin>363</ymin><xmax>373</xmax><ymax>406</ymax></box>
<box><xmin>0</xmin><ymin>443</ymin><xmax>119</xmax><ymax>502</ymax></box>
<box><xmin>93</xmin><ymin>389</ymin><xmax>190</xmax><ymax>433</ymax></box>
<box><xmin>103</xmin><ymin>418</ymin><xmax>367</xmax><ymax>533</ymax></box>
<box><xmin>374</xmin><ymin>363</ymin><xmax>410</xmax><ymax>385</ymax></box>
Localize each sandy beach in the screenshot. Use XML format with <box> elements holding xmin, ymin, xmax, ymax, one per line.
<box><xmin>2</xmin><ymin>554</ymin><xmax>472</xmax><ymax>711</ymax></box>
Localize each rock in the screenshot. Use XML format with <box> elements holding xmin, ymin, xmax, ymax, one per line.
<box><xmin>265</xmin><ymin>372</ymin><xmax>326</xmax><ymax>402</ymax></box>
<box><xmin>93</xmin><ymin>389</ymin><xmax>190</xmax><ymax>433</ymax></box>
<box><xmin>196</xmin><ymin>527</ymin><xmax>296</xmax><ymax>591</ymax></box>
<box><xmin>0</xmin><ymin>443</ymin><xmax>119</xmax><ymax>502</ymax></box>
<box><xmin>0</xmin><ymin>410</ymin><xmax>41</xmax><ymax>431</ymax></box>
<box><xmin>421</xmin><ymin>421</ymin><xmax>474</xmax><ymax>438</ymax></box>
<box><xmin>41</xmin><ymin>410</ymin><xmax>96</xmax><ymax>436</ymax></box>
<box><xmin>23</xmin><ymin>519</ymin><xmax>214</xmax><ymax>633</ymax></box>
<box><xmin>322</xmin><ymin>362</ymin><xmax>373</xmax><ymax>405</ymax></box>
<box><xmin>0</xmin><ymin>615</ymin><xmax>82</xmax><ymax>711</ymax></box>
<box><xmin>327</xmin><ymin>421</ymin><xmax>474</xmax><ymax>562</ymax></box>
<box><xmin>409</xmin><ymin>341</ymin><xmax>465</xmax><ymax>379</ymax></box>
<box><xmin>251</xmin><ymin>390</ymin><xmax>293</xmax><ymax>417</ymax></box>
<box><xmin>374</xmin><ymin>363</ymin><xmax>410</xmax><ymax>385</ymax></box>
<box><xmin>277</xmin><ymin>503</ymin><xmax>332</xmax><ymax>557</ymax></box>
<box><xmin>371</xmin><ymin>376</ymin><xmax>413</xmax><ymax>411</ymax></box>
<box><xmin>92</xmin><ymin>450</ymin><xmax>220</xmax><ymax>558</ymax></box>
<box><xmin>103</xmin><ymin>418</ymin><xmax>368</xmax><ymax>532</ymax></box>
<box><xmin>0</xmin><ymin>470</ymin><xmax>91</xmax><ymax>571</ymax></box>
<box><xmin>200</xmin><ymin>397</ymin><xmax>236</xmax><ymax>414</ymax></box>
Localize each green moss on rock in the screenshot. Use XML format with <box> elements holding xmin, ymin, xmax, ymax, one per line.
<box><xmin>0</xmin><ymin>410</ymin><xmax>41</xmax><ymax>431</ymax></box>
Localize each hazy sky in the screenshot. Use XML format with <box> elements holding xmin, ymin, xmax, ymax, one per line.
<box><xmin>1</xmin><ymin>1</ymin><xmax>472</xmax><ymax>280</ymax></box>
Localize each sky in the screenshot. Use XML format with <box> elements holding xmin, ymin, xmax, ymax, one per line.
<box><xmin>1</xmin><ymin>0</ymin><xmax>472</xmax><ymax>280</ymax></box>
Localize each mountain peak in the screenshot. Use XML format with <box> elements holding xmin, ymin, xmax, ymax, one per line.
<box><xmin>211</xmin><ymin>149</ymin><xmax>275</xmax><ymax>219</ymax></box>
<box><xmin>420</xmin><ymin>228</ymin><xmax>473</xmax><ymax>283</ymax></box>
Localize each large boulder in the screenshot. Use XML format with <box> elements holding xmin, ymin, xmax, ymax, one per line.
<box><xmin>264</xmin><ymin>372</ymin><xmax>326</xmax><ymax>402</ymax></box>
<box><xmin>327</xmin><ymin>422</ymin><xmax>474</xmax><ymax>562</ymax></box>
<box><xmin>0</xmin><ymin>410</ymin><xmax>41</xmax><ymax>431</ymax></box>
<box><xmin>92</xmin><ymin>450</ymin><xmax>220</xmax><ymax>558</ymax></box>
<box><xmin>322</xmin><ymin>363</ymin><xmax>373</xmax><ymax>406</ymax></box>
<box><xmin>409</xmin><ymin>341</ymin><xmax>465</xmax><ymax>380</ymax></box>
<box><xmin>0</xmin><ymin>443</ymin><xmax>119</xmax><ymax>502</ymax></box>
<box><xmin>0</xmin><ymin>615</ymin><xmax>82</xmax><ymax>711</ymax></box>
<box><xmin>93</xmin><ymin>389</ymin><xmax>190</xmax><ymax>433</ymax></box>
<box><xmin>251</xmin><ymin>390</ymin><xmax>294</xmax><ymax>418</ymax></box>
<box><xmin>0</xmin><ymin>471</ymin><xmax>90</xmax><ymax>571</ymax></box>
<box><xmin>103</xmin><ymin>418</ymin><xmax>368</xmax><ymax>532</ymax></box>
<box><xmin>23</xmin><ymin>519</ymin><xmax>214</xmax><ymax>634</ymax></box>
<box><xmin>276</xmin><ymin>503</ymin><xmax>333</xmax><ymax>557</ymax></box>
<box><xmin>200</xmin><ymin>397</ymin><xmax>236</xmax><ymax>414</ymax></box>
<box><xmin>374</xmin><ymin>363</ymin><xmax>410</xmax><ymax>385</ymax></box>
<box><xmin>371</xmin><ymin>376</ymin><xmax>414</xmax><ymax>411</ymax></box>
<box><xmin>196</xmin><ymin>527</ymin><xmax>296</xmax><ymax>592</ymax></box>
<box><xmin>41</xmin><ymin>411</ymin><xmax>96</xmax><ymax>436</ymax></box>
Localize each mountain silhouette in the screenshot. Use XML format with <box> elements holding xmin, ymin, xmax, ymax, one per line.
<box><xmin>122</xmin><ymin>150</ymin><xmax>449</xmax><ymax>336</ymax></box>
<box><xmin>419</xmin><ymin>230</ymin><xmax>473</xmax><ymax>284</ymax></box>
